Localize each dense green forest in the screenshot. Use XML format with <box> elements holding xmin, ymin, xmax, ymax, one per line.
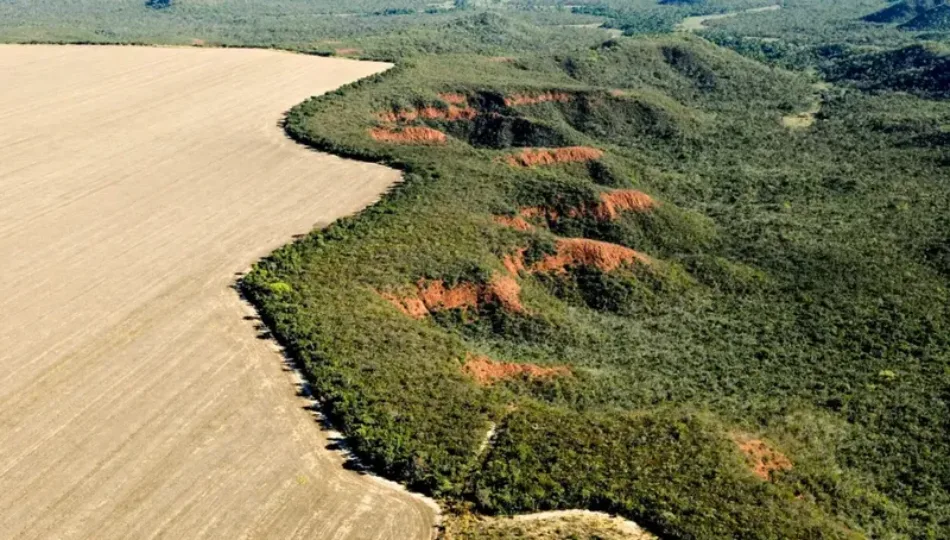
<box><xmin>4</xmin><ymin>1</ymin><xmax>948</xmax><ymax>538</ymax></box>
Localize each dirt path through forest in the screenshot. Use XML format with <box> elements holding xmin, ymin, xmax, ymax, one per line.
<box><xmin>0</xmin><ymin>45</ymin><xmax>435</xmax><ymax>540</ymax></box>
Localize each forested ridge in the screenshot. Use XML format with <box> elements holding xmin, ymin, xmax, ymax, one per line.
<box><xmin>242</xmin><ymin>12</ymin><xmax>949</xmax><ymax>540</ymax></box>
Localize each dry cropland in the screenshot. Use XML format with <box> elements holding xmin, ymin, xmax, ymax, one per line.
<box><xmin>0</xmin><ymin>45</ymin><xmax>436</xmax><ymax>539</ymax></box>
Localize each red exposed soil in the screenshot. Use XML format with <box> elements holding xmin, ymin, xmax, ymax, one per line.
<box><xmin>493</xmin><ymin>215</ymin><xmax>534</xmax><ymax>231</ymax></box>
<box><xmin>504</xmin><ymin>92</ymin><xmax>572</xmax><ymax>107</ymax></box>
<box><xmin>592</xmin><ymin>190</ymin><xmax>657</xmax><ymax>220</ymax></box>
<box><xmin>418</xmin><ymin>280</ymin><xmax>480</xmax><ymax>312</ymax></box>
<box><xmin>379</xmin><ymin>292</ymin><xmax>429</xmax><ymax>319</ymax></box>
<box><xmin>462</xmin><ymin>355</ymin><xmax>571</xmax><ymax>386</ymax></box>
<box><xmin>438</xmin><ymin>93</ymin><xmax>468</xmax><ymax>105</ymax></box>
<box><xmin>502</xmin><ymin>249</ymin><xmax>527</xmax><ymax>275</ymax></box>
<box><xmin>518</xmin><ymin>206</ymin><xmax>546</xmax><ymax>219</ymax></box>
<box><xmin>370</xmin><ymin>126</ymin><xmax>447</xmax><ymax>145</ymax></box>
<box><xmin>499</xmin><ymin>238</ymin><xmax>648</xmax><ymax>277</ymax></box>
<box><xmin>501</xmin><ymin>190</ymin><xmax>654</xmax><ymax>229</ymax></box>
<box><xmin>505</xmin><ymin>147</ymin><xmax>604</xmax><ymax>168</ymax></box>
<box><xmin>534</xmin><ymin>238</ymin><xmax>649</xmax><ymax>273</ymax></box>
<box><xmin>487</xmin><ymin>275</ymin><xmax>524</xmax><ymax>312</ymax></box>
<box><xmin>735</xmin><ymin>437</ymin><xmax>793</xmax><ymax>481</ymax></box>
<box><xmin>378</xmin><ymin>105</ymin><xmax>477</xmax><ymax>123</ymax></box>
<box><xmin>381</xmin><ymin>275</ymin><xmax>524</xmax><ymax>319</ymax></box>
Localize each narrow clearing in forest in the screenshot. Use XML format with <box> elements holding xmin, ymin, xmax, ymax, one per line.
<box><xmin>676</xmin><ymin>4</ymin><xmax>782</xmax><ymax>32</ymax></box>
<box><xmin>0</xmin><ymin>45</ymin><xmax>435</xmax><ymax>540</ymax></box>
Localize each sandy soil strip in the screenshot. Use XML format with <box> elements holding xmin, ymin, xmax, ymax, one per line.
<box><xmin>0</xmin><ymin>45</ymin><xmax>434</xmax><ymax>539</ymax></box>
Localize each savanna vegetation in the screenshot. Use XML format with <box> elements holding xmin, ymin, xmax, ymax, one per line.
<box><xmin>4</xmin><ymin>1</ymin><xmax>948</xmax><ymax>538</ymax></box>
<box><xmin>238</xmin><ymin>11</ymin><xmax>949</xmax><ymax>540</ymax></box>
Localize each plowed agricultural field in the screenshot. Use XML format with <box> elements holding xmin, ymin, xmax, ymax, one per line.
<box><xmin>0</xmin><ymin>45</ymin><xmax>435</xmax><ymax>539</ymax></box>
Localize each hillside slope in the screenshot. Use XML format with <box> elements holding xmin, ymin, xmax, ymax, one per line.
<box><xmin>244</xmin><ymin>28</ymin><xmax>950</xmax><ymax>539</ymax></box>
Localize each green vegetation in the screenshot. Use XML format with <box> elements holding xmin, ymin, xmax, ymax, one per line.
<box><xmin>236</xmin><ymin>14</ymin><xmax>950</xmax><ymax>539</ymax></box>
<box><xmin>5</xmin><ymin>1</ymin><xmax>949</xmax><ymax>538</ymax></box>
<box><xmin>0</xmin><ymin>0</ymin><xmax>602</xmax><ymax>48</ymax></box>
<box><xmin>864</xmin><ymin>0</ymin><xmax>950</xmax><ymax>30</ymax></box>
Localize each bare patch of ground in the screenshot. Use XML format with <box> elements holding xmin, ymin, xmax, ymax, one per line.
<box><xmin>504</xmin><ymin>146</ymin><xmax>604</xmax><ymax>167</ymax></box>
<box><xmin>0</xmin><ymin>45</ymin><xmax>435</xmax><ymax>540</ymax></box>
<box><xmin>734</xmin><ymin>435</ymin><xmax>793</xmax><ymax>481</ymax></box>
<box><xmin>533</xmin><ymin>238</ymin><xmax>651</xmax><ymax>273</ymax></box>
<box><xmin>493</xmin><ymin>215</ymin><xmax>535</xmax><ymax>231</ymax></box>
<box><xmin>558</xmin><ymin>23</ymin><xmax>624</xmax><ymax>39</ymax></box>
<box><xmin>676</xmin><ymin>5</ymin><xmax>781</xmax><ymax>32</ymax></box>
<box><xmin>381</xmin><ymin>276</ymin><xmax>525</xmax><ymax>318</ymax></box>
<box><xmin>444</xmin><ymin>510</ymin><xmax>655</xmax><ymax>539</ymax></box>
<box><xmin>782</xmin><ymin>82</ymin><xmax>829</xmax><ymax>129</ymax></box>
<box><xmin>461</xmin><ymin>355</ymin><xmax>571</xmax><ymax>386</ymax></box>
<box><xmin>504</xmin><ymin>91</ymin><xmax>572</xmax><ymax>107</ymax></box>
<box><xmin>379</xmin><ymin>104</ymin><xmax>477</xmax><ymax>122</ymax></box>
<box><xmin>500</xmin><ymin>190</ymin><xmax>656</xmax><ymax>228</ymax></box>
<box><xmin>371</xmin><ymin>126</ymin><xmax>448</xmax><ymax>144</ymax></box>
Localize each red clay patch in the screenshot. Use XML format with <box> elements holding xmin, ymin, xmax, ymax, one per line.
<box><xmin>438</xmin><ymin>92</ymin><xmax>468</xmax><ymax>105</ymax></box>
<box><xmin>504</xmin><ymin>92</ymin><xmax>572</xmax><ymax>107</ymax></box>
<box><xmin>502</xmin><ymin>249</ymin><xmax>528</xmax><ymax>275</ymax></box>
<box><xmin>462</xmin><ymin>355</ymin><xmax>571</xmax><ymax>386</ymax></box>
<box><xmin>379</xmin><ymin>292</ymin><xmax>429</xmax><ymax>319</ymax></box>
<box><xmin>592</xmin><ymin>190</ymin><xmax>657</xmax><ymax>220</ymax></box>
<box><xmin>378</xmin><ymin>105</ymin><xmax>477</xmax><ymax>123</ymax></box>
<box><xmin>735</xmin><ymin>436</ymin><xmax>793</xmax><ymax>481</ymax></box>
<box><xmin>381</xmin><ymin>275</ymin><xmax>524</xmax><ymax>319</ymax></box>
<box><xmin>418</xmin><ymin>280</ymin><xmax>480</xmax><ymax>312</ymax></box>
<box><xmin>505</xmin><ymin>147</ymin><xmax>603</xmax><ymax>168</ymax></box>
<box><xmin>370</xmin><ymin>126</ymin><xmax>447</xmax><ymax>145</ymax></box>
<box><xmin>504</xmin><ymin>189</ymin><xmax>654</xmax><ymax>228</ymax></box>
<box><xmin>534</xmin><ymin>238</ymin><xmax>649</xmax><ymax>273</ymax></box>
<box><xmin>493</xmin><ymin>215</ymin><xmax>534</xmax><ymax>231</ymax></box>
<box><xmin>487</xmin><ymin>275</ymin><xmax>524</xmax><ymax>312</ymax></box>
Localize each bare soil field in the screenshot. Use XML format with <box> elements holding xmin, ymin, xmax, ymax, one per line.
<box><xmin>0</xmin><ymin>45</ymin><xmax>435</xmax><ymax>539</ymax></box>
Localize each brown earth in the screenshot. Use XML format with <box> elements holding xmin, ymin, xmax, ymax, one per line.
<box><xmin>438</xmin><ymin>92</ymin><xmax>468</xmax><ymax>105</ymax></box>
<box><xmin>382</xmin><ymin>276</ymin><xmax>524</xmax><ymax>319</ymax></box>
<box><xmin>735</xmin><ymin>437</ymin><xmax>793</xmax><ymax>481</ymax></box>
<box><xmin>534</xmin><ymin>239</ymin><xmax>650</xmax><ymax>273</ymax></box>
<box><xmin>378</xmin><ymin>105</ymin><xmax>477</xmax><ymax>123</ymax></box>
<box><xmin>592</xmin><ymin>190</ymin><xmax>657</xmax><ymax>220</ymax></box>
<box><xmin>500</xmin><ymin>190</ymin><xmax>654</xmax><ymax>229</ymax></box>
<box><xmin>504</xmin><ymin>91</ymin><xmax>572</xmax><ymax>107</ymax></box>
<box><xmin>502</xmin><ymin>250</ymin><xmax>528</xmax><ymax>275</ymax></box>
<box><xmin>444</xmin><ymin>510</ymin><xmax>654</xmax><ymax>539</ymax></box>
<box><xmin>461</xmin><ymin>355</ymin><xmax>570</xmax><ymax>386</ymax></box>
<box><xmin>370</xmin><ymin>126</ymin><xmax>447</xmax><ymax>144</ymax></box>
<box><xmin>335</xmin><ymin>48</ymin><xmax>362</xmax><ymax>56</ymax></box>
<box><xmin>493</xmin><ymin>214</ymin><xmax>535</xmax><ymax>231</ymax></box>
<box><xmin>0</xmin><ymin>45</ymin><xmax>436</xmax><ymax>540</ymax></box>
<box><xmin>505</xmin><ymin>146</ymin><xmax>604</xmax><ymax>167</ymax></box>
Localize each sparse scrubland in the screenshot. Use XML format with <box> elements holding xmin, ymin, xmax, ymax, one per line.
<box><xmin>4</xmin><ymin>1</ymin><xmax>949</xmax><ymax>539</ymax></box>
